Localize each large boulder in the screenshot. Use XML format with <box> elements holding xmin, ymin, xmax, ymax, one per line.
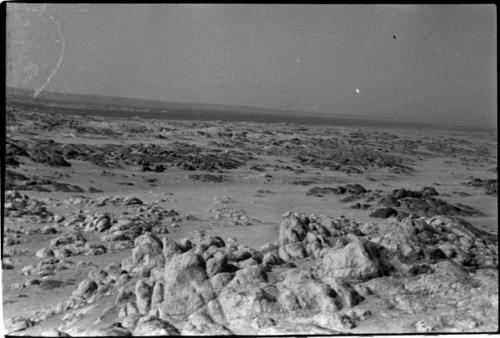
<box><xmin>279</xmin><ymin>213</ymin><xmax>308</xmax><ymax>246</ymax></box>
<box><xmin>162</xmin><ymin>251</ymin><xmax>215</xmax><ymax>317</ymax></box>
<box><xmin>322</xmin><ymin>238</ymin><xmax>388</xmax><ymax>280</ymax></box>
<box><xmin>131</xmin><ymin>232</ymin><xmax>165</xmax><ymax>272</ymax></box>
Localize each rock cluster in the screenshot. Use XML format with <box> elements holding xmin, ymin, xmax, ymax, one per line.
<box><xmin>8</xmin><ymin>206</ymin><xmax>499</xmax><ymax>335</ymax></box>
<box><xmin>373</xmin><ymin>215</ymin><xmax>498</xmax><ymax>270</ymax></box>
<box><xmin>306</xmin><ymin>184</ymin><xmax>368</xmax><ymax>198</ymax></box>
<box><xmin>372</xmin><ymin>187</ymin><xmax>482</xmax><ymax>218</ymax></box>
<box><xmin>212</xmin><ymin>207</ymin><xmax>251</xmax><ymax>226</ymax></box>
<box><xmin>4</xmin><ymin>190</ymin><xmax>53</xmax><ymax>219</ymax></box>
<box><xmin>466</xmin><ymin>178</ymin><xmax>498</xmax><ymax>195</ymax></box>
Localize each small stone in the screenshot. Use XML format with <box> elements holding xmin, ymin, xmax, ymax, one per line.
<box><xmin>73</xmin><ymin>278</ymin><xmax>98</xmax><ymax>298</ymax></box>
<box><xmin>41</xmin><ymin>225</ymin><xmax>58</xmax><ymax>234</ymax></box>
<box><xmin>54</xmin><ymin>215</ymin><xmax>65</xmax><ymax>223</ymax></box>
<box><xmin>35</xmin><ymin>247</ymin><xmax>54</xmax><ymax>258</ymax></box>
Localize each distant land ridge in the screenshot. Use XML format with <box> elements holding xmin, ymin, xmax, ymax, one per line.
<box><xmin>6</xmin><ymin>87</ymin><xmax>494</xmax><ymax>132</ymax></box>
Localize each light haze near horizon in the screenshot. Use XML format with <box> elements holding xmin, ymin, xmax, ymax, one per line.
<box><xmin>6</xmin><ymin>4</ymin><xmax>497</xmax><ymax>128</ymax></box>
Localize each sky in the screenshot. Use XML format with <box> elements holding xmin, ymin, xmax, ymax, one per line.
<box><xmin>6</xmin><ymin>4</ymin><xmax>497</xmax><ymax>127</ymax></box>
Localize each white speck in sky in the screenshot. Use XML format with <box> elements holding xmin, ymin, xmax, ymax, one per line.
<box><xmin>355</xmin><ymin>88</ymin><xmax>360</xmax><ymax>94</ymax></box>
<box><xmin>296</xmin><ymin>58</ymin><xmax>301</xmax><ymax>63</ymax></box>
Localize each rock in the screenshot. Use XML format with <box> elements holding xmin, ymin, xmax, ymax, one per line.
<box><xmin>162</xmin><ymin>251</ymin><xmax>215</xmax><ymax>317</ymax></box>
<box><xmin>230</xmin><ymin>249</ymin><xmax>252</xmax><ymax>262</ymax></box>
<box><xmin>123</xmin><ymin>196</ymin><xmax>144</xmax><ymax>205</ymax></box>
<box><xmin>228</xmin><ymin>265</ymin><xmax>267</xmax><ymax>288</ymax></box>
<box><xmin>414</xmin><ymin>320</ymin><xmax>435</xmax><ymax>332</ymax></box>
<box><xmin>119</xmin><ymin>302</ymin><xmax>140</xmax><ymax>319</ymax></box>
<box><xmin>428</xmin><ymin>247</ymin><xmax>447</xmax><ymax>260</ymax></box>
<box><xmin>29</xmin><ymin>146</ymin><xmax>71</xmax><ymax>167</ymax></box>
<box><xmin>278</xmin><ymin>269</ymin><xmax>340</xmax><ymax>314</ymax></box>
<box><xmin>135</xmin><ymin>280</ymin><xmax>153</xmax><ymax>314</ymax></box>
<box><xmin>95</xmin><ymin>217</ymin><xmax>112</xmax><ymax>232</ymax></box>
<box><xmin>88</xmin><ymin>187</ymin><xmax>104</xmax><ymax>193</ymax></box>
<box><xmin>178</xmin><ymin>238</ymin><xmax>193</xmax><ymax>252</ymax></box>
<box><xmin>151</xmin><ymin>281</ymin><xmax>164</xmax><ymax>308</ymax></box>
<box><xmin>237</xmin><ymin>257</ymin><xmax>258</xmax><ymax>269</ymax></box>
<box><xmin>306</xmin><ymin>186</ymin><xmax>345</xmax><ymax>197</ymax></box>
<box><xmin>259</xmin><ymin>242</ymin><xmax>279</xmax><ymax>254</ymax></box>
<box><xmin>133</xmin><ymin>315</ymin><xmax>180</xmax><ymax>336</ymax></box>
<box><xmin>281</xmin><ymin>242</ymin><xmax>307</xmax><ymax>260</ymax></box>
<box><xmin>40</xmin><ymin>328</ymin><xmax>70</xmax><ymax>337</ymax></box>
<box><xmin>218</xmin><ymin>286</ymin><xmax>277</xmax><ymax>323</ymax></box>
<box><xmin>433</xmin><ymin>260</ymin><xmax>473</xmax><ymax>284</ymax></box>
<box><xmin>50</xmin><ymin>232</ymin><xmax>86</xmax><ymax>247</ymax></box>
<box><xmin>279</xmin><ymin>213</ymin><xmax>308</xmax><ymax>246</ymax></box>
<box><xmin>202</xmin><ymin>244</ymin><xmax>224</xmax><ymax>261</ymax></box>
<box><xmin>120</xmin><ymin>314</ymin><xmax>141</xmax><ymax>329</ymax></box>
<box><xmin>421</xmin><ymin>186</ymin><xmax>439</xmax><ymax>196</ymax></box>
<box><xmin>182</xmin><ymin>309</ymin><xmax>233</xmax><ymax>335</ymax></box>
<box><xmin>132</xmin><ymin>232</ymin><xmax>165</xmax><ymax>271</ymax></box>
<box><xmin>198</xmin><ymin>236</ymin><xmax>226</xmax><ymax>251</ymax></box>
<box><xmin>84</xmin><ymin>323</ymin><xmax>132</xmax><ymax>336</ymax></box>
<box><xmin>322</xmin><ymin>238</ymin><xmax>388</xmax><ymax>279</ymax></box>
<box><xmin>262</xmin><ymin>252</ymin><xmax>283</xmax><ymax>267</ymax></box>
<box><xmin>54</xmin><ymin>247</ymin><xmax>73</xmax><ymax>258</ymax></box>
<box><xmin>210</xmin><ymin>272</ymin><xmax>235</xmax><ymax>291</ymax></box>
<box><xmin>346</xmin><ymin>183</ymin><xmax>367</xmax><ymax>194</ymax></box>
<box><xmin>325</xmin><ymin>277</ymin><xmax>365</xmax><ymax>308</ymax></box>
<box><xmin>162</xmin><ymin>236</ymin><xmax>182</xmax><ymax>259</ymax></box>
<box><xmin>21</xmin><ymin>264</ymin><xmax>35</xmax><ymax>275</ymax></box>
<box><xmin>206</xmin><ymin>252</ymin><xmax>229</xmax><ymax>277</ymax></box>
<box><xmin>369</xmin><ymin>207</ymin><xmax>398</xmax><ymax>218</ymax></box>
<box><xmin>72</xmin><ymin>278</ymin><xmax>98</xmax><ymax>298</ymax></box>
<box><xmin>35</xmin><ymin>247</ymin><xmax>54</xmax><ymax>258</ymax></box>
<box><xmin>41</xmin><ymin>225</ymin><xmax>58</xmax><ymax>234</ymax></box>
<box><xmin>5</xmin><ymin>318</ymin><xmax>34</xmax><ymax>333</ymax></box>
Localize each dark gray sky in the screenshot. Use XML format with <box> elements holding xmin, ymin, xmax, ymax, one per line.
<box><xmin>7</xmin><ymin>4</ymin><xmax>497</xmax><ymax>127</ymax></box>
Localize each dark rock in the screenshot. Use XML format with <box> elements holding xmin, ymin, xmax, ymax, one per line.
<box><xmin>370</xmin><ymin>208</ymin><xmax>398</xmax><ymax>218</ymax></box>
<box><xmin>421</xmin><ymin>186</ymin><xmax>439</xmax><ymax>196</ymax></box>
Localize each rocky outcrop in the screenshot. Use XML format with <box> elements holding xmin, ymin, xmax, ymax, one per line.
<box><xmin>322</xmin><ymin>238</ymin><xmax>389</xmax><ymax>280</ymax></box>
